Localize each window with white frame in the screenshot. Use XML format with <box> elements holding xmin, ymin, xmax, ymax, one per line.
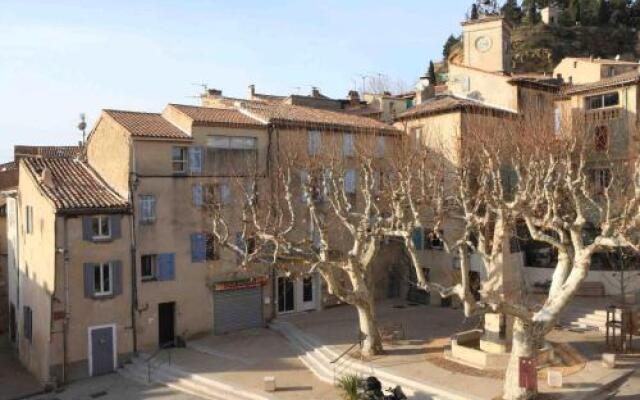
<box><xmin>308</xmin><ymin>130</ymin><xmax>321</xmax><ymax>156</ymax></box>
<box><xmin>91</xmin><ymin>215</ymin><xmax>111</xmax><ymax>240</ymax></box>
<box><xmin>141</xmin><ymin>254</ymin><xmax>157</xmax><ymax>281</ymax></box>
<box><xmin>93</xmin><ymin>262</ymin><xmax>113</xmax><ymax>296</ymax></box>
<box><xmin>206</xmin><ymin>135</ymin><xmax>257</xmax><ymax>175</ymax></box>
<box><xmin>25</xmin><ymin>205</ymin><xmax>33</xmax><ymax>234</ymax></box>
<box><xmin>343</xmin><ymin>133</ymin><xmax>354</xmax><ymax>157</ymax></box>
<box><xmin>172</xmin><ymin>147</ymin><xmax>188</xmax><ymax>174</ymax></box>
<box><xmin>586</xmin><ymin>92</ymin><xmax>619</xmax><ymax>110</ymax></box>
<box><xmin>139</xmin><ymin>195</ymin><xmax>156</xmax><ymax>223</ymax></box>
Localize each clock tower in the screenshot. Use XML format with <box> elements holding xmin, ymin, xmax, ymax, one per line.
<box><xmin>461</xmin><ymin>16</ymin><xmax>512</xmax><ymax>74</ymax></box>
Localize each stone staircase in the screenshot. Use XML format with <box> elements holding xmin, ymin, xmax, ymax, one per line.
<box><xmin>560</xmin><ymin>304</ymin><xmax>614</xmax><ymax>333</ymax></box>
<box><xmin>269</xmin><ymin>319</ymin><xmax>479</xmax><ymax>400</ymax></box>
<box><xmin>118</xmin><ymin>352</ymin><xmax>275</xmax><ymax>400</ymax></box>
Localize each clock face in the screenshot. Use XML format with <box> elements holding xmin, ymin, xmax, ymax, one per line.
<box><xmin>475</xmin><ymin>36</ymin><xmax>492</xmax><ymax>53</ymax></box>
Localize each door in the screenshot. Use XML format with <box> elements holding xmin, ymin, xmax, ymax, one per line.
<box><xmin>213</xmin><ymin>287</ymin><xmax>263</xmax><ymax>334</ymax></box>
<box><xmin>89</xmin><ymin>325</ymin><xmax>115</xmax><ymax>376</ymax></box>
<box><xmin>300</xmin><ymin>275</ymin><xmax>316</xmax><ymax>312</ymax></box>
<box><xmin>277</xmin><ymin>276</ymin><xmax>295</xmax><ymax>313</ymax></box>
<box><xmin>158</xmin><ymin>302</ymin><xmax>175</xmax><ymax>347</ymax></box>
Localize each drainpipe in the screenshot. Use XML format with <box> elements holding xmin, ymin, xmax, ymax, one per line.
<box><xmin>129</xmin><ymin>141</ymin><xmax>139</xmax><ymax>354</ymax></box>
<box><xmin>61</xmin><ymin>216</ymin><xmax>70</xmax><ymax>384</ymax></box>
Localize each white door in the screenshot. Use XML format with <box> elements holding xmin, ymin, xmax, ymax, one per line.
<box><xmin>298</xmin><ymin>274</ymin><xmax>317</xmax><ymax>312</ymax></box>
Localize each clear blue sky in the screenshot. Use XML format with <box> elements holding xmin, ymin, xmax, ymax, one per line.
<box><xmin>0</xmin><ymin>0</ymin><xmax>472</xmax><ymax>162</ymax></box>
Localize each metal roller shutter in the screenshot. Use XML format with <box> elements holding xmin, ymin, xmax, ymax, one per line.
<box><xmin>213</xmin><ymin>287</ymin><xmax>263</xmax><ymax>334</ymax></box>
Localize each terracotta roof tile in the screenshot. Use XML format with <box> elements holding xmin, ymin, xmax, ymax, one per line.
<box><xmin>571</xmin><ymin>57</ymin><xmax>639</xmax><ymax>66</ymax></box>
<box><xmin>396</xmin><ymin>95</ymin><xmax>516</xmax><ymax>120</ymax></box>
<box><xmin>240</xmin><ymin>102</ymin><xmax>399</xmax><ymax>133</ymax></box>
<box><xmin>104</xmin><ymin>109</ymin><xmax>191</xmax><ymax>140</ymax></box>
<box><xmin>168</xmin><ymin>104</ymin><xmax>265</xmax><ymax>128</ymax></box>
<box><xmin>562</xmin><ymin>71</ymin><xmax>640</xmax><ymax>95</ymax></box>
<box><xmin>14</xmin><ymin>145</ymin><xmax>81</xmax><ymax>159</ymax></box>
<box><xmin>23</xmin><ymin>157</ymin><xmax>129</xmax><ymax>213</ymax></box>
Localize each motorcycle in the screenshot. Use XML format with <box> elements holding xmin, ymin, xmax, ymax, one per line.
<box><xmin>362</xmin><ymin>376</ymin><xmax>408</xmax><ymax>400</ymax></box>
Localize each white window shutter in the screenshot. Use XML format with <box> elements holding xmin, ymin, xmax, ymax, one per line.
<box><xmin>344</xmin><ymin>169</ymin><xmax>356</xmax><ymax>193</ymax></box>
<box><xmin>193</xmin><ymin>184</ymin><xmax>204</xmax><ymax>207</ymax></box>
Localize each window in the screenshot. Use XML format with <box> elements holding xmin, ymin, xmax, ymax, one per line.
<box><xmin>300</xmin><ymin>170</ymin><xmax>310</xmax><ymax>202</ymax></box>
<box><xmin>189</xmin><ymin>146</ymin><xmax>203</xmax><ymax>174</ymax></box>
<box><xmin>373</xmin><ymin>170</ymin><xmax>384</xmax><ymax>193</ymax></box>
<box><xmin>0</xmin><ymin>204</ymin><xmax>6</xmax><ymax>217</ymax></box>
<box><xmin>140</xmin><ymin>195</ymin><xmax>156</xmax><ymax>223</ymax></box>
<box><xmin>593</xmin><ymin>168</ymin><xmax>611</xmax><ymax>194</ymax></box>
<box><xmin>25</xmin><ymin>206</ymin><xmax>33</xmax><ymax>234</ymax></box>
<box><xmin>219</xmin><ymin>182</ymin><xmax>231</xmax><ymax>205</ymax></box>
<box><xmin>586</xmin><ymin>92</ymin><xmax>619</xmax><ymax>110</ymax></box>
<box><xmin>343</xmin><ymin>133</ymin><xmax>354</xmax><ymax>157</ymax></box>
<box><xmin>308</xmin><ymin>130</ymin><xmax>321</xmax><ymax>156</ymax></box>
<box><xmin>206</xmin><ymin>135</ymin><xmax>257</xmax><ymax>175</ymax></box>
<box><xmin>93</xmin><ymin>262</ymin><xmax>113</xmax><ymax>296</ymax></box>
<box><xmin>412</xmin><ymin>228</ymin><xmax>444</xmax><ymax>250</ymax></box>
<box><xmin>141</xmin><ymin>255</ymin><xmax>158</xmax><ymax>281</ymax></box>
<box><xmin>23</xmin><ymin>306</ymin><xmax>32</xmax><ymax>342</ymax></box>
<box><xmin>172</xmin><ymin>147</ymin><xmax>188</xmax><ymax>174</ymax></box>
<box><xmin>594</xmin><ymin>126</ymin><xmax>609</xmax><ymax>152</ymax></box>
<box><xmin>375</xmin><ymin>136</ymin><xmax>386</xmax><ymax>158</ymax></box>
<box><xmin>91</xmin><ymin>216</ymin><xmax>111</xmax><ymax>240</ymax></box>
<box><xmin>344</xmin><ymin>169</ymin><xmax>357</xmax><ymax>194</ymax></box>
<box><xmin>554</xmin><ymin>107</ymin><xmax>562</xmax><ymax>134</ymax></box>
<box><xmin>206</xmin><ymin>234</ymin><xmax>219</xmax><ymax>261</ymax></box>
<box><xmin>303</xmin><ymin>276</ymin><xmax>314</xmax><ymax>302</ymax></box>
<box><xmin>193</xmin><ymin>184</ymin><xmax>204</xmax><ymax>208</ymax></box>
<box><xmin>607</xmin><ymin>67</ymin><xmax>616</xmax><ymax>77</ymax></box>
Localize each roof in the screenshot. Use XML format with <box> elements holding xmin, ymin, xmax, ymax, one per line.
<box><xmin>167</xmin><ymin>104</ymin><xmax>265</xmax><ymax>128</ymax></box>
<box><xmin>508</xmin><ymin>76</ymin><xmax>565</xmax><ymax>92</ymax></box>
<box><xmin>562</xmin><ymin>71</ymin><xmax>640</xmax><ymax>95</ymax></box>
<box><xmin>23</xmin><ymin>157</ymin><xmax>129</xmax><ymax>214</ymax></box>
<box><xmin>239</xmin><ymin>102</ymin><xmax>399</xmax><ymax>134</ymax></box>
<box><xmin>103</xmin><ymin>109</ymin><xmax>191</xmax><ymax>140</ymax></box>
<box><xmin>569</xmin><ymin>57</ymin><xmax>640</xmax><ymax>66</ymax></box>
<box><xmin>461</xmin><ymin>15</ymin><xmax>512</xmax><ymax>29</ymax></box>
<box><xmin>14</xmin><ymin>145</ymin><xmax>81</xmax><ymax>159</ymax></box>
<box><xmin>395</xmin><ymin>95</ymin><xmax>516</xmax><ymax>121</ymax></box>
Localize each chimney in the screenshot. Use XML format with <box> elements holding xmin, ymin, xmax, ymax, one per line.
<box><xmin>207</xmin><ymin>88</ymin><xmax>222</xmax><ymax>97</ymax></box>
<box><xmin>311</xmin><ymin>87</ymin><xmax>321</xmax><ymax>98</ymax></box>
<box><xmin>40</xmin><ymin>167</ymin><xmax>54</xmax><ymax>188</ymax></box>
<box><xmin>248</xmin><ymin>84</ymin><xmax>256</xmax><ymax>99</ymax></box>
<box><xmin>414</xmin><ymin>74</ymin><xmax>435</xmax><ymax>105</ymax></box>
<box><xmin>348</xmin><ymin>90</ymin><xmax>360</xmax><ymax>106</ymax></box>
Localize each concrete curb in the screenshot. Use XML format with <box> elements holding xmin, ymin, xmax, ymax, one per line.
<box><xmin>561</xmin><ymin>368</ymin><xmax>636</xmax><ymax>400</ymax></box>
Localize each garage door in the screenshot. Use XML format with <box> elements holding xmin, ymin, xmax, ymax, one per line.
<box><xmin>213</xmin><ymin>287</ymin><xmax>263</xmax><ymax>334</ymax></box>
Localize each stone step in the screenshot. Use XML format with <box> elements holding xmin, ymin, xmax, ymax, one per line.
<box><xmin>270</xmin><ymin>320</ymin><xmax>482</xmax><ymax>400</ymax></box>
<box><xmin>119</xmin><ymin>355</ymin><xmax>274</xmax><ymax>400</ymax></box>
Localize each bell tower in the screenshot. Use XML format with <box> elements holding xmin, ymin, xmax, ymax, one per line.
<box><xmin>462</xmin><ymin>16</ymin><xmax>512</xmax><ymax>73</ymax></box>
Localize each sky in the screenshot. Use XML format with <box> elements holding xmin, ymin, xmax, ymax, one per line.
<box><xmin>0</xmin><ymin>0</ymin><xmax>471</xmax><ymax>162</ymax></box>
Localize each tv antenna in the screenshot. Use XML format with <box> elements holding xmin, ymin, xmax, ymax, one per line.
<box><xmin>77</xmin><ymin>113</ymin><xmax>87</xmax><ymax>144</ymax></box>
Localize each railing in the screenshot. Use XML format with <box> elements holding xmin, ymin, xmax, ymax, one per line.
<box><xmin>146</xmin><ymin>342</ymin><xmax>174</xmax><ymax>382</ymax></box>
<box><xmin>331</xmin><ymin>334</ymin><xmax>366</xmax><ymax>385</ymax></box>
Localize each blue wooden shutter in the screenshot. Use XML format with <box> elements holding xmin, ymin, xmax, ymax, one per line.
<box><xmin>82</xmin><ymin>216</ymin><xmax>93</xmax><ymax>241</ymax></box>
<box><xmin>189</xmin><ymin>147</ymin><xmax>203</xmax><ymax>174</ymax></box>
<box><xmin>157</xmin><ymin>253</ymin><xmax>175</xmax><ymax>281</ymax></box>
<box><xmin>193</xmin><ymin>184</ymin><xmax>203</xmax><ymax>208</ymax></box>
<box><xmin>112</xmin><ymin>261</ymin><xmax>123</xmax><ymax>295</ymax></box>
<box><xmin>191</xmin><ymin>234</ymin><xmax>206</xmax><ymax>263</ymax></box>
<box><xmin>110</xmin><ymin>215</ymin><xmax>121</xmax><ymax>239</ymax></box>
<box><xmin>84</xmin><ymin>263</ymin><xmax>94</xmax><ymax>298</ymax></box>
<box><xmin>412</xmin><ymin>228</ymin><xmax>424</xmax><ymax>250</ymax></box>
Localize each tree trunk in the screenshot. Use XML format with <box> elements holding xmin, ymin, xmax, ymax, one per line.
<box><xmin>503</xmin><ymin>318</ymin><xmax>537</xmax><ymax>400</ymax></box>
<box><xmin>356</xmin><ymin>301</ymin><xmax>384</xmax><ymax>357</ymax></box>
